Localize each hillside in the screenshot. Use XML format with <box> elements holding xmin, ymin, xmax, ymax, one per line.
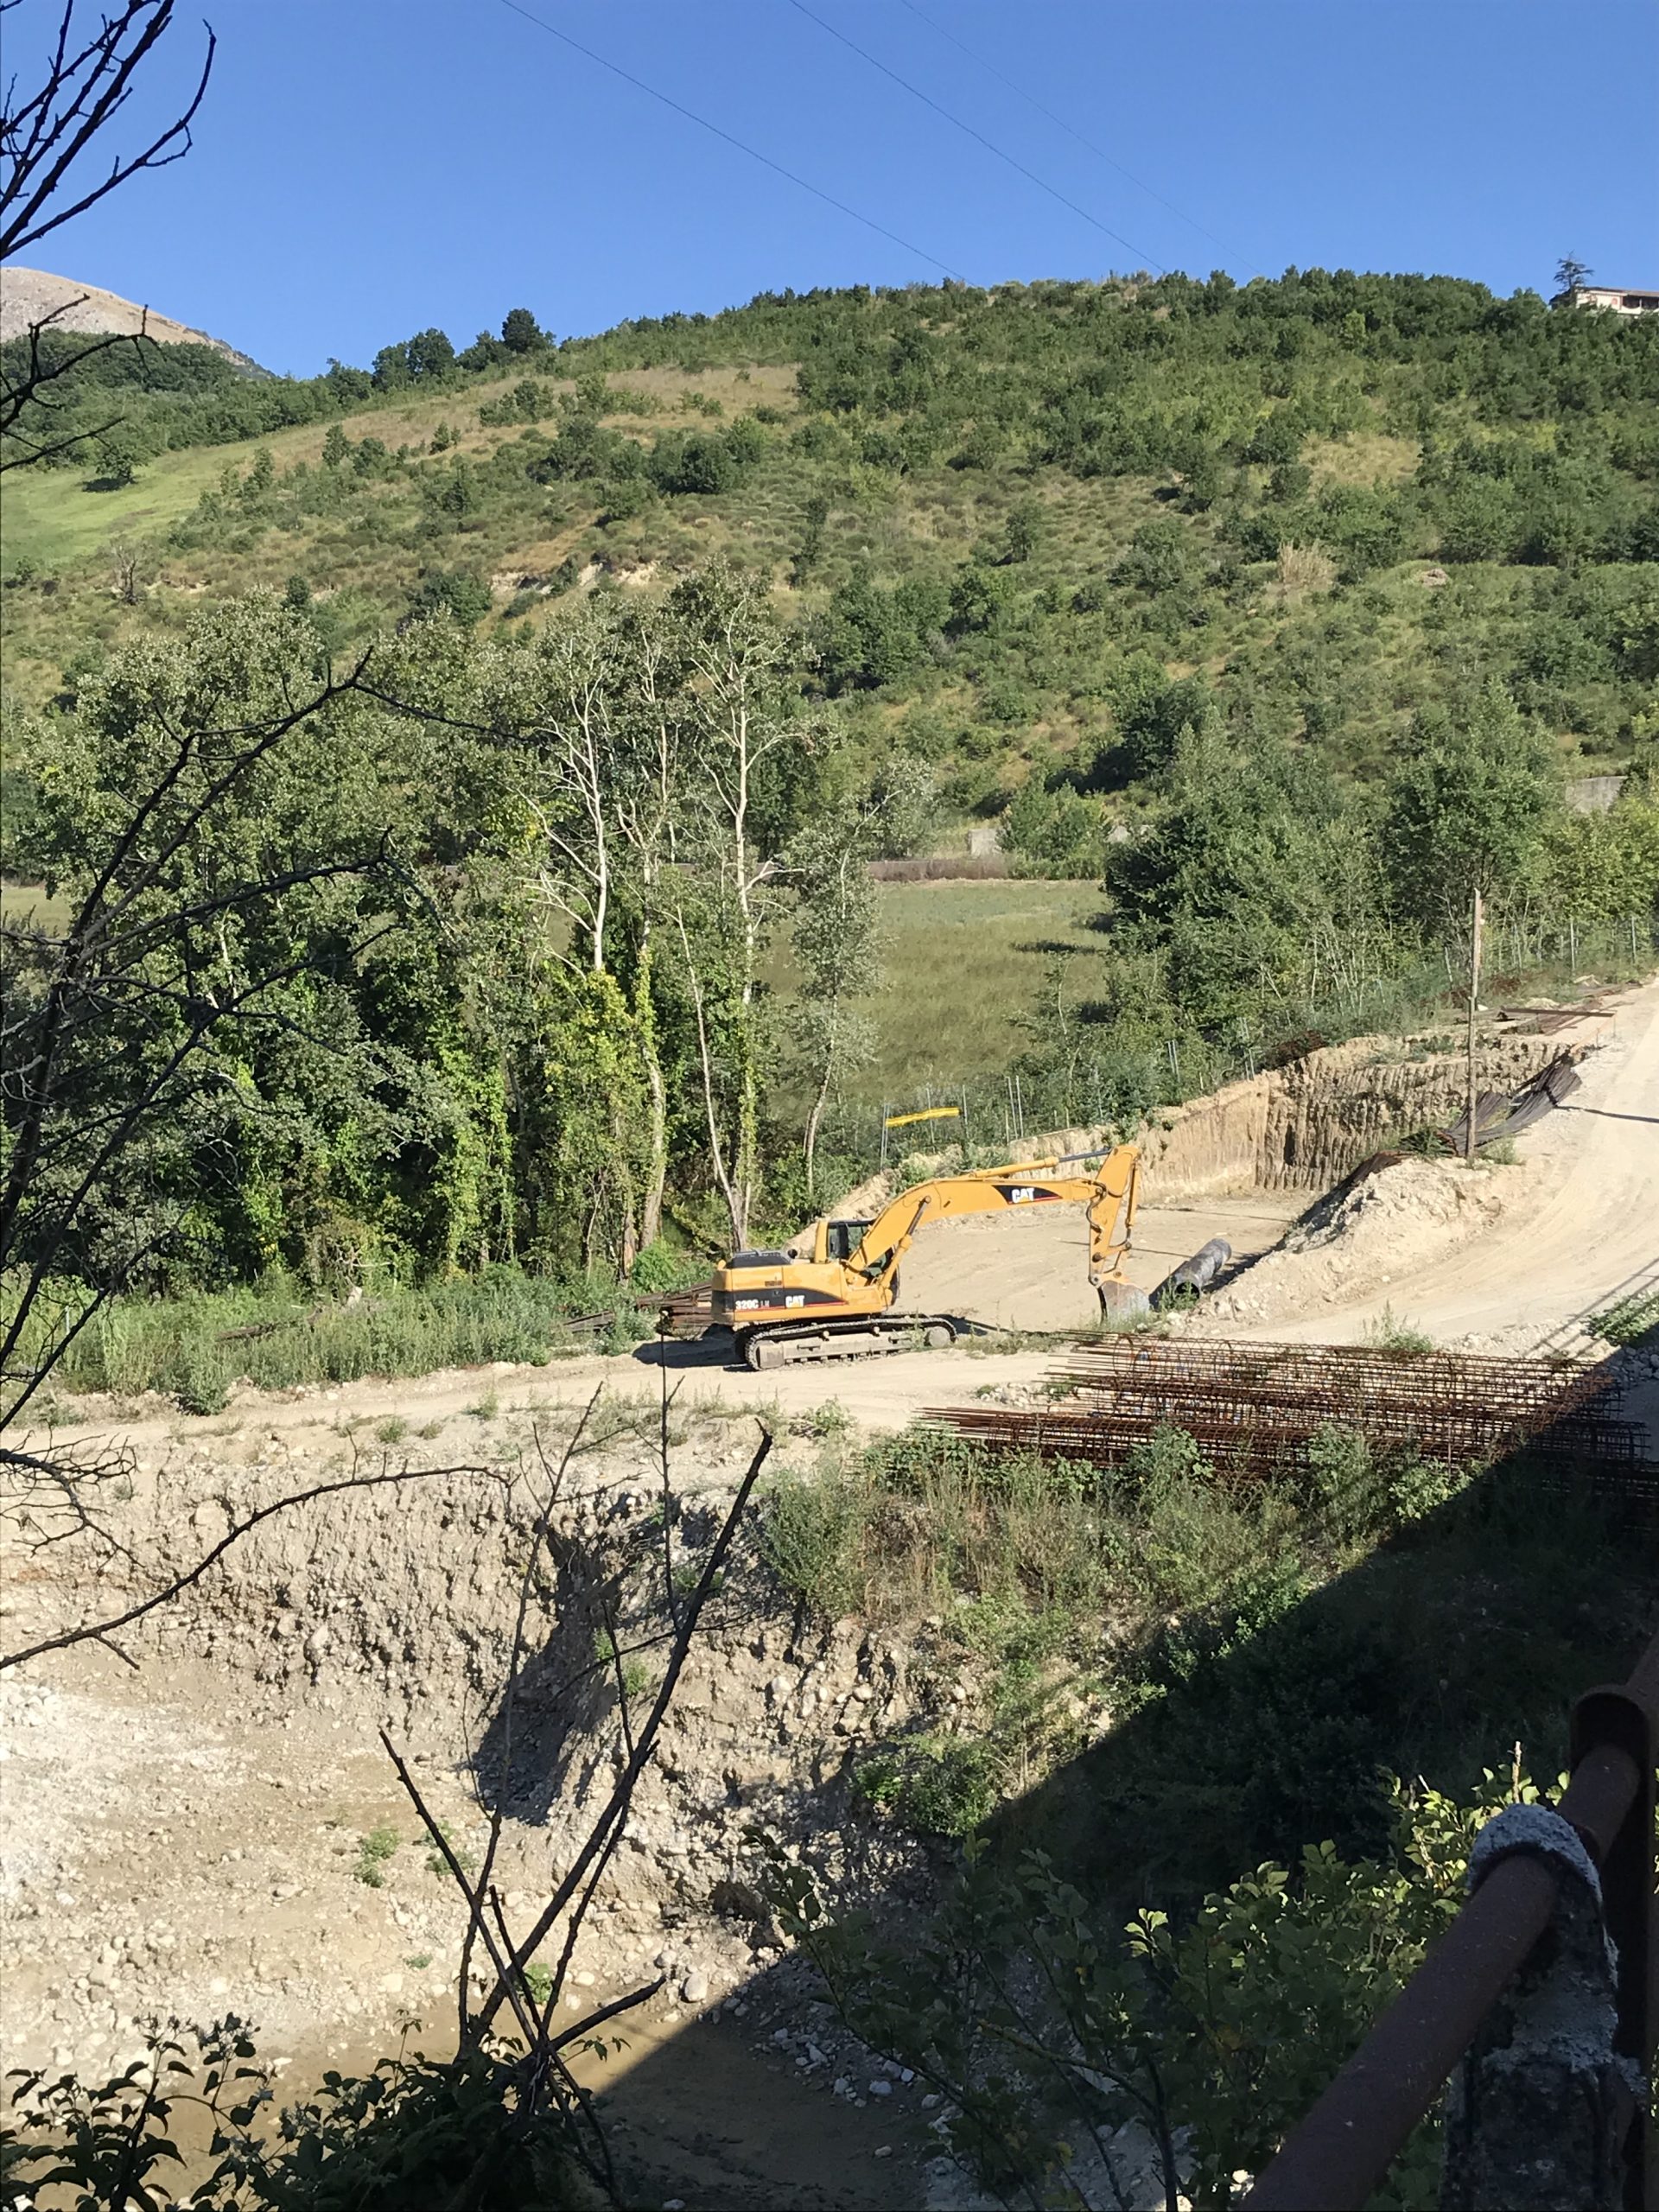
<box><xmin>0</xmin><ymin>263</ymin><xmax>260</xmax><ymax>366</ymax></box>
<box><xmin>4</xmin><ymin>271</ymin><xmax>1656</xmax><ymax>802</ymax></box>
<box><xmin>5</xmin><ymin>270</ymin><xmax>1658</xmax><ymax>1292</ymax></box>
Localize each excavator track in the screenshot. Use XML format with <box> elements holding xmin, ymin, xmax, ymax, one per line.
<box><xmin>740</xmin><ymin>1315</ymin><xmax>957</xmax><ymax>1371</ymax></box>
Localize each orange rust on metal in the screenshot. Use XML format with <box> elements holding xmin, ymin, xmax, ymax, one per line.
<box><xmin>924</xmin><ymin>1338</ymin><xmax>1649</xmax><ymax>1491</ymax></box>
<box><xmin>654</xmin><ymin>1281</ymin><xmax>713</xmax><ymax>1335</ymax></box>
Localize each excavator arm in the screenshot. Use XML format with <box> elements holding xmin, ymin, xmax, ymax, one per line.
<box><xmin>846</xmin><ymin>1146</ymin><xmax>1141</xmax><ymax>1311</ymax></box>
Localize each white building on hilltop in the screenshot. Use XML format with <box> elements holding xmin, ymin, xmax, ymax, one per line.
<box><xmin>1554</xmin><ymin>282</ymin><xmax>1659</xmax><ymax>315</ymax></box>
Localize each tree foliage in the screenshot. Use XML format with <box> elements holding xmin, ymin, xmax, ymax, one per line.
<box><xmin>772</xmin><ymin>1761</ymin><xmax>1553</xmax><ymax>2211</ymax></box>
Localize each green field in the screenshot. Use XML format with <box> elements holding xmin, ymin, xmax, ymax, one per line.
<box><xmin>756</xmin><ymin>875</ymin><xmax>1109</xmax><ymax>1121</ymax></box>
<box><xmin>0</xmin><ymin>880</ymin><xmax>73</xmax><ymax>933</ymax></box>
<box><xmin>862</xmin><ymin>878</ymin><xmax>1107</xmax><ymax>1098</ymax></box>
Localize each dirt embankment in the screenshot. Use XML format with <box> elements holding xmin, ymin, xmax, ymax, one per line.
<box><xmin>1134</xmin><ymin>1031</ymin><xmax>1576</xmax><ymax>1198</ymax></box>
<box><xmin>843</xmin><ymin>1031</ymin><xmax>1578</xmax><ymax>1222</ymax></box>
<box><xmin>829</xmin><ymin>1025</ymin><xmax>1593</xmax><ymax>1338</ymax></box>
<box><xmin>1191</xmin><ymin>1156</ymin><xmax>1513</xmax><ymax>1332</ymax></box>
<box><xmin>3</xmin><ymin>1402</ymin><xmax>957</xmax><ymax>2202</ymax></box>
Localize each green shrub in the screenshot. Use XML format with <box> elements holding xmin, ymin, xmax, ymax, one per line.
<box><xmin>761</xmin><ymin>1463</ymin><xmax>871</xmax><ymax>1618</ymax></box>
<box><xmin>33</xmin><ymin>1266</ymin><xmax>587</xmax><ymax>1408</ymax></box>
<box><xmin>1589</xmin><ymin>1286</ymin><xmax>1659</xmax><ymax>1346</ymax></box>
<box><xmin>2</xmin><ymin>2018</ymin><xmax>599</xmax><ymax>2209</ymax></box>
<box><xmin>776</xmin><ymin>1764</ymin><xmax>1550</xmax><ymax>2212</ymax></box>
<box><xmin>855</xmin><ymin>1735</ymin><xmax>1000</xmax><ymax>1836</ymax></box>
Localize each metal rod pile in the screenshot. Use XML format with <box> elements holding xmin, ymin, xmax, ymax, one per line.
<box><xmin>925</xmin><ymin>1338</ymin><xmax>1655</xmax><ymax>1493</ymax></box>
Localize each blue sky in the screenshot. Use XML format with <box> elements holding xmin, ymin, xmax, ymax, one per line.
<box><xmin>10</xmin><ymin>0</ymin><xmax>1656</xmax><ymax>375</ymax></box>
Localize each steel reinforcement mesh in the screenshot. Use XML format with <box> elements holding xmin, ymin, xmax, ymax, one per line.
<box><xmin>925</xmin><ymin>1338</ymin><xmax>1656</xmax><ymax>1497</ymax></box>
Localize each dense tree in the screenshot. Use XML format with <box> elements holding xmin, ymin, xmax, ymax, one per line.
<box><xmin>372</xmin><ymin>327</ymin><xmax>455</xmax><ymax>389</ymax></box>
<box><xmin>1382</xmin><ymin>684</ymin><xmax>1561</xmax><ymax>931</ymax></box>
<box><xmin>409</xmin><ymin>566</ymin><xmax>492</xmax><ymax>626</ymax></box>
<box><xmin>406</xmin><ymin>326</ymin><xmax>456</xmax><ymax>381</ymax></box>
<box><xmin>92</xmin><ymin>426</ymin><xmax>142</xmax><ymax>485</ymax></box>
<box><xmin>0</xmin><ymin>599</ymin><xmax>510</xmax><ymax>1378</ymax></box>
<box><xmin>500</xmin><ymin>306</ymin><xmax>550</xmax><ymax>353</ymax></box>
<box><xmin>1108</xmin><ymin>720</ymin><xmax>1382</xmax><ymax>1027</ymax></box>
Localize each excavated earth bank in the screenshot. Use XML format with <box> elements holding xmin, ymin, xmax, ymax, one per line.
<box><xmin>2</xmin><ymin>1401</ymin><xmax>974</xmax><ymax>2204</ymax></box>
<box><xmin>849</xmin><ymin>1030</ymin><xmax>1579</xmax><ymax>1217</ymax></box>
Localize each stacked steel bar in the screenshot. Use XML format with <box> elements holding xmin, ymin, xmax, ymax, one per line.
<box><xmin>925</xmin><ymin>1338</ymin><xmax>1655</xmax><ymax>1492</ymax></box>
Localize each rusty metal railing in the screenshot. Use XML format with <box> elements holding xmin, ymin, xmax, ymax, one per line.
<box><xmin>1242</xmin><ymin>1625</ymin><xmax>1659</xmax><ymax>2210</ymax></box>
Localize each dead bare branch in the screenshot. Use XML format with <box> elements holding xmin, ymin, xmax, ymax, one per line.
<box><xmin>0</xmin><ymin>0</ymin><xmax>216</xmax><ymax>262</ymax></box>
<box><xmin>454</xmin><ymin>1395</ymin><xmax>602</xmax><ymax>2040</ymax></box>
<box><xmin>377</xmin><ymin>1730</ymin><xmax>539</xmax><ymax>2050</ymax></box>
<box><xmin>473</xmin><ymin>1422</ymin><xmax>772</xmax><ymax>2040</ymax></box>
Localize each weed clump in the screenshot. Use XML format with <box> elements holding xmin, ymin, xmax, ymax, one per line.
<box><xmin>760</xmin><ymin>1408</ymin><xmax>1563</xmax><ymax>1872</ymax></box>
<box><xmin>354</xmin><ymin>1824</ymin><xmax>399</xmax><ymax>1887</ymax></box>
<box><xmin>29</xmin><ymin>1265</ymin><xmax>605</xmax><ymax>1409</ymax></box>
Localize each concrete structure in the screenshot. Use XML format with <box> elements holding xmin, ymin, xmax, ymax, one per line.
<box><xmin>1566</xmin><ymin>774</ymin><xmax>1627</xmax><ymax>816</ymax></box>
<box><xmin>1555</xmin><ymin>283</ymin><xmax>1659</xmax><ymax>316</ymax></box>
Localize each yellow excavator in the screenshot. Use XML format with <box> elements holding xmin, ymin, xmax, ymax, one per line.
<box><xmin>710</xmin><ymin>1145</ymin><xmax>1141</xmax><ymax>1370</ymax></box>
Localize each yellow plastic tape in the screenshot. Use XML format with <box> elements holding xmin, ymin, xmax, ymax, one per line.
<box><xmin>883</xmin><ymin>1105</ymin><xmax>963</xmax><ymax>1130</ymax></box>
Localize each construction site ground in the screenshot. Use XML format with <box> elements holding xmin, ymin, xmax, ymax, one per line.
<box><xmin>4</xmin><ymin>976</ymin><xmax>1654</xmax><ymax>2209</ymax></box>
<box><xmin>28</xmin><ymin>973</ymin><xmax>1655</xmax><ymax>1455</ymax></box>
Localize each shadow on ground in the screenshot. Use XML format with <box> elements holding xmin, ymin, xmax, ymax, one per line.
<box><xmin>501</xmin><ymin>1353</ymin><xmax>1659</xmax><ymax>2204</ymax></box>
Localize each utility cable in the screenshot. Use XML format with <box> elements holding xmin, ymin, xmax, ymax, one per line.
<box><xmin>897</xmin><ymin>0</ymin><xmax>1268</xmax><ymax>280</ymax></box>
<box><xmin>787</xmin><ymin>0</ymin><xmax>1163</xmax><ymax>274</ymax></box>
<box><xmin>492</xmin><ymin>0</ymin><xmax>965</xmax><ymax>281</ymax></box>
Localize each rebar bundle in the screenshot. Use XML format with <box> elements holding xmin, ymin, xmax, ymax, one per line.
<box><xmin>925</xmin><ymin>1337</ymin><xmax>1656</xmax><ymax>1495</ymax></box>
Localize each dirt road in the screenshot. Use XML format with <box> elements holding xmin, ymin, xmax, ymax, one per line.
<box><xmin>28</xmin><ymin>1197</ymin><xmax>1298</xmax><ymax>1461</ymax></box>
<box><xmin>1248</xmin><ymin>976</ymin><xmax>1659</xmax><ymax>1355</ymax></box>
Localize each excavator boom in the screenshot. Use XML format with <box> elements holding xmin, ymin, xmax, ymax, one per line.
<box><xmin>709</xmin><ymin>1145</ymin><xmax>1141</xmax><ymax>1370</ymax></box>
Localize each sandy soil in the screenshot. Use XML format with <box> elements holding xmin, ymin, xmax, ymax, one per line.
<box><xmin>892</xmin><ymin>1192</ymin><xmax>1306</xmax><ymax>1332</ymax></box>
<box><xmin>1221</xmin><ymin>977</ymin><xmax>1659</xmax><ymax>1360</ymax></box>
<box><xmin>1</xmin><ymin>1649</ymin><xmax>934</xmax><ymax>2210</ymax></box>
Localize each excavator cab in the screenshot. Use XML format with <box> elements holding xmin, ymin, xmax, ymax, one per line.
<box><xmin>823</xmin><ymin>1219</ymin><xmax>873</xmax><ymax>1263</ymax></box>
<box><xmin>709</xmin><ymin>1236</ymin><xmax>868</xmax><ymax>1334</ymax></box>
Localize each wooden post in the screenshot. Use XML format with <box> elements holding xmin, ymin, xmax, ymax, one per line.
<box><xmin>1465</xmin><ymin>885</ymin><xmax>1484</xmax><ymax>1163</ymax></box>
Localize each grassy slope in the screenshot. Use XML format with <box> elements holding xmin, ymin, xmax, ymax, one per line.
<box><xmin>753</xmin><ymin>875</ymin><xmax>1107</xmax><ymax>1117</ymax></box>
<box><xmin>0</xmin><ymin>355</ymin><xmax>1541</xmax><ymax>732</ymax></box>
<box><xmin>0</xmin><ymin>384</ymin><xmax>1629</xmax><ymax>791</ymax></box>
<box><xmin>1</xmin><ymin>378</ymin><xmax>1586</xmax><ymax>785</ymax></box>
<box><xmin>0</xmin><ymin>362</ymin><xmax>799</xmax><ymax>701</ymax></box>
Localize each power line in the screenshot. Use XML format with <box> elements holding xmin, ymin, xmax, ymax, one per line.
<box><xmin>898</xmin><ymin>0</ymin><xmax>1268</xmax><ymax>280</ymax></box>
<box><xmin>492</xmin><ymin>0</ymin><xmax>965</xmax><ymax>283</ymax></box>
<box><xmin>787</xmin><ymin>0</ymin><xmax>1163</xmax><ymax>275</ymax></box>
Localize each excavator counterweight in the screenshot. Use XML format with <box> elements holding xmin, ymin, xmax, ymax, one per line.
<box><xmin>709</xmin><ymin>1146</ymin><xmax>1141</xmax><ymax>1370</ymax></box>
